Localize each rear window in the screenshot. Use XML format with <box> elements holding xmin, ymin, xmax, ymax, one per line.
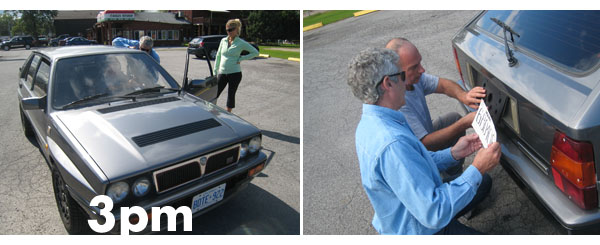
<box><xmin>476</xmin><ymin>10</ymin><xmax>600</xmax><ymax>74</ymax></box>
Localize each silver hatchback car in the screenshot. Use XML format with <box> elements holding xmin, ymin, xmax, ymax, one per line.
<box><xmin>452</xmin><ymin>10</ymin><xmax>600</xmax><ymax>234</ymax></box>
<box><xmin>17</xmin><ymin>46</ymin><xmax>267</xmax><ymax>234</ymax></box>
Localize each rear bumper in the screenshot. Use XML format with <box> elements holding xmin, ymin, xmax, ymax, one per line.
<box><xmin>457</xmin><ymin>93</ymin><xmax>600</xmax><ymax>233</ymax></box>
<box><xmin>497</xmin><ymin>132</ymin><xmax>600</xmax><ymax>233</ymax></box>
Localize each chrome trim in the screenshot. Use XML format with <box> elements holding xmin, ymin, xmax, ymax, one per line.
<box><xmin>517</xmin><ymin>140</ymin><xmax>549</xmax><ymax>175</ymax></box>
<box><xmin>153</xmin><ymin>144</ymin><xmax>241</xmax><ymax>193</ymax></box>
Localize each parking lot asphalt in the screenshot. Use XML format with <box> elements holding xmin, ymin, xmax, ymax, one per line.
<box><xmin>303</xmin><ymin>10</ymin><xmax>564</xmax><ymax>234</ymax></box>
<box><xmin>0</xmin><ymin>46</ymin><xmax>300</xmax><ymax>234</ymax></box>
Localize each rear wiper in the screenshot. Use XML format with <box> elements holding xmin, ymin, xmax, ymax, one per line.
<box><xmin>491</xmin><ymin>17</ymin><xmax>520</xmax><ymax>67</ymax></box>
<box><xmin>124</xmin><ymin>86</ymin><xmax>179</xmax><ymax>96</ymax></box>
<box><xmin>61</xmin><ymin>92</ymin><xmax>110</xmax><ymax>109</ymax></box>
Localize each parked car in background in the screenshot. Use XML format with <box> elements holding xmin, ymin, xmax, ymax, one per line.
<box><xmin>35</xmin><ymin>36</ymin><xmax>49</xmax><ymax>46</ymax></box>
<box><xmin>452</xmin><ymin>10</ymin><xmax>600</xmax><ymax>234</ymax></box>
<box><xmin>1</xmin><ymin>36</ymin><xmax>34</xmax><ymax>51</ymax></box>
<box><xmin>50</xmin><ymin>34</ymin><xmax>70</xmax><ymax>47</ymax></box>
<box><xmin>65</xmin><ymin>37</ymin><xmax>97</xmax><ymax>46</ymax></box>
<box><xmin>188</xmin><ymin>35</ymin><xmax>259</xmax><ymax>60</ymax></box>
<box><xmin>17</xmin><ymin>46</ymin><xmax>267</xmax><ymax>234</ymax></box>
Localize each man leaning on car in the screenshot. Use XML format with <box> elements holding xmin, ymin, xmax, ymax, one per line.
<box><xmin>348</xmin><ymin>47</ymin><xmax>501</xmax><ymax>235</ymax></box>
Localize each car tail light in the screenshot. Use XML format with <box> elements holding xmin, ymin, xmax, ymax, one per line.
<box><xmin>452</xmin><ymin>47</ymin><xmax>464</xmax><ymax>84</ymax></box>
<box><xmin>199</xmin><ymin>41</ymin><xmax>204</xmax><ymax>47</ymax></box>
<box><xmin>550</xmin><ymin>130</ymin><xmax>598</xmax><ymax>209</ymax></box>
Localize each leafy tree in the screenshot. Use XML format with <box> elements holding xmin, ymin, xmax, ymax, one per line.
<box><xmin>0</xmin><ymin>13</ymin><xmax>16</xmax><ymax>36</ymax></box>
<box><xmin>10</xmin><ymin>10</ymin><xmax>57</xmax><ymax>38</ymax></box>
<box><xmin>246</xmin><ymin>11</ymin><xmax>299</xmax><ymax>44</ymax></box>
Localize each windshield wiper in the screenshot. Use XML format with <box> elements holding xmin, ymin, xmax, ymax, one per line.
<box><xmin>61</xmin><ymin>92</ymin><xmax>111</xmax><ymax>109</ymax></box>
<box><xmin>491</xmin><ymin>17</ymin><xmax>520</xmax><ymax>67</ymax></box>
<box><xmin>124</xmin><ymin>86</ymin><xmax>179</xmax><ymax>97</ymax></box>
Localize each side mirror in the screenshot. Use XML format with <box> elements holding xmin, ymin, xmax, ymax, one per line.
<box><xmin>22</xmin><ymin>96</ymin><xmax>46</xmax><ymax>110</ymax></box>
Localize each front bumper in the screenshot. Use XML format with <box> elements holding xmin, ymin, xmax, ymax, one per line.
<box><xmin>69</xmin><ymin>151</ymin><xmax>268</xmax><ymax>234</ymax></box>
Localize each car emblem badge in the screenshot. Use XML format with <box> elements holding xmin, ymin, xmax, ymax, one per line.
<box><xmin>199</xmin><ymin>157</ymin><xmax>207</xmax><ymax>166</ymax></box>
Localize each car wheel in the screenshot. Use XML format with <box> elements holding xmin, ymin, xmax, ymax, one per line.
<box><xmin>25</xmin><ymin>44</ymin><xmax>31</xmax><ymax>50</ymax></box>
<box><xmin>210</xmin><ymin>49</ymin><xmax>217</xmax><ymax>60</ymax></box>
<box><xmin>195</xmin><ymin>53</ymin><xmax>203</xmax><ymax>59</ymax></box>
<box><xmin>3</xmin><ymin>45</ymin><xmax>9</xmax><ymax>51</ymax></box>
<box><xmin>19</xmin><ymin>105</ymin><xmax>34</xmax><ymax>138</ymax></box>
<box><xmin>52</xmin><ymin>169</ymin><xmax>91</xmax><ymax>234</ymax></box>
<box><xmin>52</xmin><ymin>43</ymin><xmax>57</xmax><ymax>47</ymax></box>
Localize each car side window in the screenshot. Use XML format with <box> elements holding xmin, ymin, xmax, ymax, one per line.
<box><xmin>25</xmin><ymin>55</ymin><xmax>41</xmax><ymax>89</ymax></box>
<box><xmin>32</xmin><ymin>59</ymin><xmax>50</xmax><ymax>97</ymax></box>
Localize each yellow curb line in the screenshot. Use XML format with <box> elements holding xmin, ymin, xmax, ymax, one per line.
<box><xmin>258</xmin><ymin>54</ymin><xmax>270</xmax><ymax>58</ymax></box>
<box><xmin>303</xmin><ymin>22</ymin><xmax>323</xmax><ymax>32</ymax></box>
<box><xmin>288</xmin><ymin>57</ymin><xmax>300</xmax><ymax>62</ymax></box>
<box><xmin>354</xmin><ymin>10</ymin><xmax>378</xmax><ymax>17</ymax></box>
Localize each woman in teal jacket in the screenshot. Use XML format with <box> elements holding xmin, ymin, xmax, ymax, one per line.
<box><xmin>213</xmin><ymin>18</ymin><xmax>259</xmax><ymax>113</ymax></box>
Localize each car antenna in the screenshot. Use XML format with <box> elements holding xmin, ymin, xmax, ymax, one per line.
<box><xmin>491</xmin><ymin>17</ymin><xmax>520</xmax><ymax>67</ymax></box>
<box><xmin>181</xmin><ymin>47</ymin><xmax>191</xmax><ymax>96</ymax></box>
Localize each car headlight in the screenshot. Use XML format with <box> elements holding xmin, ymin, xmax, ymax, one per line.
<box><xmin>132</xmin><ymin>178</ymin><xmax>151</xmax><ymax>197</ymax></box>
<box><xmin>106</xmin><ymin>182</ymin><xmax>129</xmax><ymax>203</ymax></box>
<box><xmin>249</xmin><ymin>136</ymin><xmax>261</xmax><ymax>153</ymax></box>
<box><xmin>240</xmin><ymin>143</ymin><xmax>249</xmax><ymax>158</ymax></box>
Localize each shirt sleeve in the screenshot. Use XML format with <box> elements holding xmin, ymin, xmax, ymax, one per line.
<box><xmin>428</xmin><ymin>147</ymin><xmax>458</xmax><ymax>172</ymax></box>
<box><xmin>238</xmin><ymin>40</ymin><xmax>259</xmax><ymax>62</ymax></box>
<box><xmin>420</xmin><ymin>73</ymin><xmax>439</xmax><ymax>95</ymax></box>
<box><xmin>379</xmin><ymin>140</ymin><xmax>481</xmax><ymax>230</ymax></box>
<box><xmin>213</xmin><ymin>39</ymin><xmax>224</xmax><ymax>75</ymax></box>
<box><xmin>151</xmin><ymin>50</ymin><xmax>160</xmax><ymax>64</ymax></box>
<box><xmin>402</xmin><ymin>107</ymin><xmax>429</xmax><ymax>140</ymax></box>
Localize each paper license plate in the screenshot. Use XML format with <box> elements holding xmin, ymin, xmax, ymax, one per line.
<box><xmin>472</xmin><ymin>99</ymin><xmax>497</xmax><ymax>148</ymax></box>
<box><xmin>191</xmin><ymin>183</ymin><xmax>226</xmax><ymax>213</ymax></box>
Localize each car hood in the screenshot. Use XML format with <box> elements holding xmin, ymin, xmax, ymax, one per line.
<box><xmin>54</xmin><ymin>95</ymin><xmax>259</xmax><ymax>181</ymax></box>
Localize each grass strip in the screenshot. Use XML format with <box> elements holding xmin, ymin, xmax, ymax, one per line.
<box><xmin>303</xmin><ymin>10</ymin><xmax>359</xmax><ymax>27</ymax></box>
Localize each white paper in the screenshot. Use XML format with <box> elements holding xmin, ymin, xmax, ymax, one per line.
<box><xmin>471</xmin><ymin>100</ymin><xmax>497</xmax><ymax>148</ymax></box>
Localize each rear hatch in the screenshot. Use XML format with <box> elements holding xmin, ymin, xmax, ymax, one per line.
<box><xmin>453</xmin><ymin>11</ymin><xmax>600</xmax><ymax>210</ymax></box>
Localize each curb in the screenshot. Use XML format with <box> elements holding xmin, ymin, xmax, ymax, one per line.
<box><xmin>354</xmin><ymin>10</ymin><xmax>378</xmax><ymax>17</ymax></box>
<box><xmin>258</xmin><ymin>54</ymin><xmax>270</xmax><ymax>58</ymax></box>
<box><xmin>287</xmin><ymin>57</ymin><xmax>300</xmax><ymax>62</ymax></box>
<box><xmin>303</xmin><ymin>22</ymin><xmax>323</xmax><ymax>32</ymax></box>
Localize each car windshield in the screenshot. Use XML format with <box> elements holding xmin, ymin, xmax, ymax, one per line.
<box><xmin>191</xmin><ymin>38</ymin><xmax>201</xmax><ymax>43</ymax></box>
<box><xmin>476</xmin><ymin>10</ymin><xmax>600</xmax><ymax>74</ymax></box>
<box><xmin>52</xmin><ymin>52</ymin><xmax>180</xmax><ymax>109</ymax></box>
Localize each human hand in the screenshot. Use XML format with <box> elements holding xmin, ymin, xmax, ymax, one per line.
<box><xmin>463</xmin><ymin>86</ymin><xmax>486</xmax><ymax>109</ymax></box>
<box><xmin>451</xmin><ymin>133</ymin><xmax>483</xmax><ymax>160</ymax></box>
<box><xmin>459</xmin><ymin>111</ymin><xmax>477</xmax><ymax>130</ymax></box>
<box><xmin>472</xmin><ymin>142</ymin><xmax>501</xmax><ymax>175</ymax></box>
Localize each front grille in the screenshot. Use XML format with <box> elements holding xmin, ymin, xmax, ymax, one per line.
<box><xmin>204</xmin><ymin>146</ymin><xmax>240</xmax><ymax>175</ymax></box>
<box><xmin>153</xmin><ymin>144</ymin><xmax>240</xmax><ymax>193</ymax></box>
<box><xmin>154</xmin><ymin>161</ymin><xmax>201</xmax><ymax>193</ymax></box>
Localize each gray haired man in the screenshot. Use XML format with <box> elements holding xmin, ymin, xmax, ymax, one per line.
<box><xmin>350</xmin><ymin>47</ymin><xmax>500</xmax><ymax>234</ymax></box>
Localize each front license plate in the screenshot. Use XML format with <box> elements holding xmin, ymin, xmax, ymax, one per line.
<box><xmin>191</xmin><ymin>183</ymin><xmax>226</xmax><ymax>213</ymax></box>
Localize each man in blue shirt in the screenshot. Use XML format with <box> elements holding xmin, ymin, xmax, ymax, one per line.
<box><xmin>348</xmin><ymin>48</ymin><xmax>501</xmax><ymax>234</ymax></box>
<box><xmin>386</xmin><ymin>38</ymin><xmax>486</xmax><ymax>181</ymax></box>
<box><xmin>112</xmin><ymin>36</ymin><xmax>160</xmax><ymax>63</ymax></box>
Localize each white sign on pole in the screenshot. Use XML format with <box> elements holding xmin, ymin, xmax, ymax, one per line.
<box><xmin>471</xmin><ymin>100</ymin><xmax>497</xmax><ymax>148</ymax></box>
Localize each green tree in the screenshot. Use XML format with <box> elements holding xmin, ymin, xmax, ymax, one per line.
<box><xmin>0</xmin><ymin>13</ymin><xmax>16</xmax><ymax>36</ymax></box>
<box><xmin>246</xmin><ymin>11</ymin><xmax>299</xmax><ymax>44</ymax></box>
<box><xmin>11</xmin><ymin>10</ymin><xmax>57</xmax><ymax>38</ymax></box>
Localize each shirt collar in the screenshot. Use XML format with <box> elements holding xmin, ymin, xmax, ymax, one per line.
<box><xmin>362</xmin><ymin>104</ymin><xmax>407</xmax><ymax>124</ymax></box>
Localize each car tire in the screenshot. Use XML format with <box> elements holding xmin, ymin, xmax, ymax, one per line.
<box><xmin>210</xmin><ymin>49</ymin><xmax>217</xmax><ymax>60</ymax></box>
<box><xmin>19</xmin><ymin>105</ymin><xmax>34</xmax><ymax>138</ymax></box>
<box><xmin>25</xmin><ymin>44</ymin><xmax>31</xmax><ymax>50</ymax></box>
<box><xmin>195</xmin><ymin>53</ymin><xmax>203</xmax><ymax>59</ymax></box>
<box><xmin>3</xmin><ymin>45</ymin><xmax>9</xmax><ymax>51</ymax></box>
<box><xmin>52</xmin><ymin>169</ymin><xmax>91</xmax><ymax>234</ymax></box>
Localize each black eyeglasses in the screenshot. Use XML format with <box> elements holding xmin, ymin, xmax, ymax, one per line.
<box><xmin>376</xmin><ymin>71</ymin><xmax>406</xmax><ymax>88</ymax></box>
<box><xmin>227</xmin><ymin>27</ymin><xmax>236</xmax><ymax>32</ymax></box>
